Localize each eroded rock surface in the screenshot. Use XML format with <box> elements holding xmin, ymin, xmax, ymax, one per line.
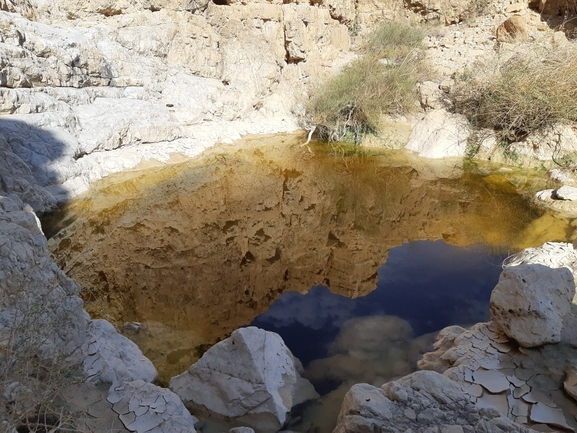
<box><xmin>0</xmin><ymin>195</ymin><xmax>161</xmax><ymax>432</ymax></box>
<box><xmin>410</xmin><ymin>243</ymin><xmax>577</xmax><ymax>431</ymax></box>
<box><xmin>170</xmin><ymin>327</ymin><xmax>318</xmax><ymax>433</ymax></box>
<box><xmin>108</xmin><ymin>380</ymin><xmax>198</xmax><ymax>433</ymax></box>
<box><xmin>490</xmin><ymin>263</ymin><xmax>574</xmax><ymax>347</ymax></box>
<box><xmin>0</xmin><ymin>195</ymin><xmax>87</xmax><ymax>362</ymax></box>
<box><xmin>84</xmin><ymin>319</ymin><xmax>158</xmax><ymax>386</ymax></box>
<box><xmin>333</xmin><ymin>371</ymin><xmax>536</xmax><ymax>433</ymax></box>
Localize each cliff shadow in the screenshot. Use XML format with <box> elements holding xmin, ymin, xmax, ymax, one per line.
<box><xmin>0</xmin><ymin>117</ymin><xmax>74</xmax><ymax>219</ymax></box>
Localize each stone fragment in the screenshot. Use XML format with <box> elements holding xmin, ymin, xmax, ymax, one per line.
<box><xmin>510</xmin><ymin>397</ymin><xmax>530</xmax><ymax>417</ymax></box>
<box><xmin>563</xmin><ymin>366</ymin><xmax>577</xmax><ymax>401</ymax></box>
<box><xmin>490</xmin><ymin>264</ymin><xmax>574</xmax><ymax>347</ymax></box>
<box><xmin>507</xmin><ymin>375</ymin><xmax>525</xmax><ymax>388</ymax></box>
<box><xmin>461</xmin><ymin>383</ymin><xmax>483</xmax><ymax>398</ymax></box>
<box><xmin>496</xmin><ymin>16</ymin><xmax>528</xmax><ymax>43</ymax></box>
<box><xmin>530</xmin><ymin>402</ymin><xmax>572</xmax><ymax>429</ymax></box>
<box><xmin>169</xmin><ymin>327</ymin><xmax>318</xmax><ymax>433</ymax></box>
<box><xmin>522</xmin><ymin>391</ymin><xmax>557</xmax><ymax>408</ymax></box>
<box><xmin>491</xmin><ymin>342</ymin><xmax>512</xmax><ymax>353</ymax></box>
<box><xmin>555</xmin><ymin>185</ymin><xmax>577</xmax><ymax>201</ymax></box>
<box><xmin>476</xmin><ymin>393</ymin><xmax>509</xmax><ymax>416</ymax></box>
<box><xmin>473</xmin><ymin>369</ymin><xmax>511</xmax><ymax>394</ymax></box>
<box><xmin>528</xmin><ymin>374</ymin><xmax>561</xmax><ymax>392</ymax></box>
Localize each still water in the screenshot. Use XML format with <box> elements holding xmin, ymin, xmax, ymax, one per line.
<box><xmin>44</xmin><ymin>134</ymin><xmax>574</xmax><ymax>432</ymax></box>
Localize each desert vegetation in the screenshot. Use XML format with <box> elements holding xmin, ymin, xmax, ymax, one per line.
<box><xmin>451</xmin><ymin>46</ymin><xmax>577</xmax><ymax>144</ymax></box>
<box><xmin>305</xmin><ymin>21</ymin><xmax>426</xmax><ymax>144</ymax></box>
<box><xmin>0</xmin><ymin>294</ymin><xmax>81</xmax><ymax>433</ymax></box>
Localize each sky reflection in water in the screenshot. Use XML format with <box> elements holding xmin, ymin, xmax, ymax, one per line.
<box><xmin>251</xmin><ymin>239</ymin><xmax>507</xmax><ymax>368</ymax></box>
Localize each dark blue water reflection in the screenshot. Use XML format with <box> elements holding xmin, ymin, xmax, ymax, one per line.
<box><xmin>250</xmin><ymin>240</ymin><xmax>507</xmax><ymax>367</ymax></box>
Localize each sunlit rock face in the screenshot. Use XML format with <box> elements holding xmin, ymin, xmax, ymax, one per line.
<box><xmin>170</xmin><ymin>327</ymin><xmax>317</xmax><ymax>433</ymax></box>
<box><xmin>47</xmin><ymin>136</ymin><xmax>558</xmax><ymax>380</ymax></box>
<box><xmin>415</xmin><ymin>243</ymin><xmax>577</xmax><ymax>432</ymax></box>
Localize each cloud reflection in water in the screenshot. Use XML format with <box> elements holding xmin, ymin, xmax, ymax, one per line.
<box><xmin>251</xmin><ymin>239</ymin><xmax>506</xmax><ymax>375</ymax></box>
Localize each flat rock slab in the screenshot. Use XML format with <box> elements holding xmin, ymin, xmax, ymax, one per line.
<box><xmin>530</xmin><ymin>402</ymin><xmax>572</xmax><ymax>429</ymax></box>
<box><xmin>473</xmin><ymin>369</ymin><xmax>510</xmax><ymax>394</ymax></box>
<box><xmin>108</xmin><ymin>380</ymin><xmax>197</xmax><ymax>433</ymax></box>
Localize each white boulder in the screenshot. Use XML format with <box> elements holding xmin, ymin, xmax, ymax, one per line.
<box><xmin>490</xmin><ymin>263</ymin><xmax>574</xmax><ymax>347</ymax></box>
<box><xmin>555</xmin><ymin>185</ymin><xmax>577</xmax><ymax>201</ymax></box>
<box><xmin>169</xmin><ymin>327</ymin><xmax>318</xmax><ymax>433</ymax></box>
<box><xmin>405</xmin><ymin>109</ymin><xmax>470</xmax><ymax>159</ymax></box>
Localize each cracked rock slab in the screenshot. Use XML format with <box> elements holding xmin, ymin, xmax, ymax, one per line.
<box><xmin>108</xmin><ymin>380</ymin><xmax>197</xmax><ymax>433</ymax></box>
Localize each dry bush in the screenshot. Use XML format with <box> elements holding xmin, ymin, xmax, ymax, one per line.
<box><xmin>451</xmin><ymin>47</ymin><xmax>577</xmax><ymax>144</ymax></box>
<box><xmin>306</xmin><ymin>21</ymin><xmax>426</xmax><ymax>144</ymax></box>
<box><xmin>0</xmin><ymin>294</ymin><xmax>83</xmax><ymax>433</ymax></box>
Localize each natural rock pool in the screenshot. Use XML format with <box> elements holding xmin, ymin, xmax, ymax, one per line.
<box><xmin>43</xmin><ymin>133</ymin><xmax>574</xmax><ymax>432</ymax></box>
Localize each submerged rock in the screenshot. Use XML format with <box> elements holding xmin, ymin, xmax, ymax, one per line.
<box><xmin>169</xmin><ymin>327</ymin><xmax>318</xmax><ymax>433</ymax></box>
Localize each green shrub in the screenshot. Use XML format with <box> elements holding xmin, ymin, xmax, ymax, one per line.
<box><xmin>306</xmin><ymin>21</ymin><xmax>425</xmax><ymax>144</ymax></box>
<box><xmin>451</xmin><ymin>48</ymin><xmax>577</xmax><ymax>143</ymax></box>
<box><xmin>362</xmin><ymin>20</ymin><xmax>424</xmax><ymax>61</ymax></box>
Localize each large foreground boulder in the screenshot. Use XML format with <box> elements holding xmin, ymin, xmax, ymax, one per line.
<box><xmin>490</xmin><ymin>242</ymin><xmax>577</xmax><ymax>347</ymax></box>
<box><xmin>169</xmin><ymin>327</ymin><xmax>318</xmax><ymax>433</ymax></box>
<box><xmin>490</xmin><ymin>263</ymin><xmax>574</xmax><ymax>347</ymax></box>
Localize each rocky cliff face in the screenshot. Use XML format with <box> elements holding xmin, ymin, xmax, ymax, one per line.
<box><xmin>0</xmin><ymin>0</ymin><xmax>356</xmax><ymax>212</ymax></box>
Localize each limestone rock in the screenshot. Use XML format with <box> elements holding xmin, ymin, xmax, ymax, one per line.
<box><xmin>333</xmin><ymin>371</ymin><xmax>535</xmax><ymax>433</ymax></box>
<box><xmin>0</xmin><ymin>195</ymin><xmax>88</xmax><ymax>361</ymax></box>
<box><xmin>419</xmin><ymin>81</ymin><xmax>452</xmax><ymax>111</ymax></box>
<box><xmin>555</xmin><ymin>185</ymin><xmax>577</xmax><ymax>201</ymax></box>
<box><xmin>403</xmin><ymin>0</ymin><xmax>473</xmax><ymax>24</ymax></box>
<box><xmin>490</xmin><ymin>263</ymin><xmax>574</xmax><ymax>347</ymax></box>
<box><xmin>169</xmin><ymin>327</ymin><xmax>318</xmax><ymax>433</ymax></box>
<box><xmin>564</xmin><ymin>366</ymin><xmax>577</xmax><ymax>401</ymax></box>
<box><xmin>496</xmin><ymin>16</ymin><xmax>528</xmax><ymax>43</ymax></box>
<box><xmin>108</xmin><ymin>380</ymin><xmax>197</xmax><ymax>433</ymax></box>
<box><xmin>508</xmin><ymin>124</ymin><xmax>577</xmax><ymax>162</ymax></box>
<box><xmin>405</xmin><ymin>109</ymin><xmax>470</xmax><ymax>159</ymax></box>
<box><xmin>503</xmin><ymin>242</ymin><xmax>577</xmax><ymax>283</ymax></box>
<box><xmin>84</xmin><ymin>319</ymin><xmax>158</xmax><ymax>386</ymax></box>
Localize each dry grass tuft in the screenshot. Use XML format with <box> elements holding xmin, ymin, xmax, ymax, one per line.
<box><xmin>451</xmin><ymin>47</ymin><xmax>577</xmax><ymax>144</ymax></box>
<box><xmin>306</xmin><ymin>21</ymin><xmax>426</xmax><ymax>144</ymax></box>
